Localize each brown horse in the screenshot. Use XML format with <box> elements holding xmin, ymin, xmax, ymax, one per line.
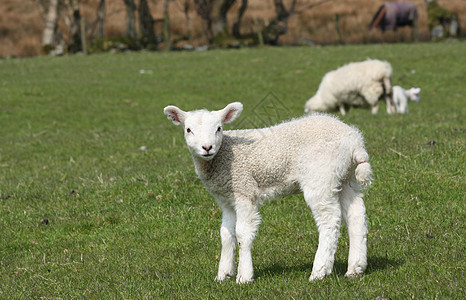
<box><xmin>369</xmin><ymin>2</ymin><xmax>419</xmax><ymax>41</ymax></box>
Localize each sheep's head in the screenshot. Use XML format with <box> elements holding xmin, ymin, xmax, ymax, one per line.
<box><xmin>304</xmin><ymin>96</ymin><xmax>317</xmax><ymax>114</ymax></box>
<box><xmin>304</xmin><ymin>95</ymin><xmax>327</xmax><ymax>114</ymax></box>
<box><xmin>164</xmin><ymin>102</ymin><xmax>243</xmax><ymax>160</ymax></box>
<box><xmin>406</xmin><ymin>88</ymin><xmax>421</xmax><ymax>103</ymax></box>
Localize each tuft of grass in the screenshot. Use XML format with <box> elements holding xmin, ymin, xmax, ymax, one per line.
<box><xmin>0</xmin><ymin>43</ymin><xmax>465</xmax><ymax>298</ymax></box>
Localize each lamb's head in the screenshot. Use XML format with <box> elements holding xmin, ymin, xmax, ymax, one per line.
<box><xmin>164</xmin><ymin>102</ymin><xmax>243</xmax><ymax>160</ymax></box>
<box><xmin>406</xmin><ymin>88</ymin><xmax>421</xmax><ymax>103</ymax></box>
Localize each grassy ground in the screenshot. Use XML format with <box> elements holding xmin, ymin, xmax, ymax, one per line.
<box><xmin>0</xmin><ymin>43</ymin><xmax>464</xmax><ymax>298</ymax></box>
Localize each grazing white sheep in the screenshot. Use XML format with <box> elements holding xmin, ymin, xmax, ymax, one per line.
<box><xmin>388</xmin><ymin>86</ymin><xmax>421</xmax><ymax>114</ymax></box>
<box><xmin>164</xmin><ymin>102</ymin><xmax>372</xmax><ymax>283</ymax></box>
<box><xmin>304</xmin><ymin>59</ymin><xmax>394</xmax><ymax>115</ymax></box>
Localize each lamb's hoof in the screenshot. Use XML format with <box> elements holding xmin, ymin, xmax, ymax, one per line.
<box><xmin>236</xmin><ymin>275</ymin><xmax>254</xmax><ymax>284</ymax></box>
<box><xmin>345</xmin><ymin>265</ymin><xmax>366</xmax><ymax>278</ymax></box>
<box><xmin>215</xmin><ymin>273</ymin><xmax>234</xmax><ymax>282</ymax></box>
<box><xmin>344</xmin><ymin>268</ymin><xmax>364</xmax><ymax>279</ymax></box>
<box><xmin>309</xmin><ymin>272</ymin><xmax>326</xmax><ymax>282</ymax></box>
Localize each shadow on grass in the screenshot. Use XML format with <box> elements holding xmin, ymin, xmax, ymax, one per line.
<box><xmin>366</xmin><ymin>256</ymin><xmax>403</xmax><ymax>274</ymax></box>
<box><xmin>255</xmin><ymin>256</ymin><xmax>402</xmax><ymax>279</ymax></box>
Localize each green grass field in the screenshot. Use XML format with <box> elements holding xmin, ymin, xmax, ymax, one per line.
<box><xmin>1</xmin><ymin>43</ymin><xmax>464</xmax><ymax>298</ymax></box>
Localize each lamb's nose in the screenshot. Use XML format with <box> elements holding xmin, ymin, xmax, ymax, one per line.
<box><xmin>202</xmin><ymin>145</ymin><xmax>212</xmax><ymax>152</ymax></box>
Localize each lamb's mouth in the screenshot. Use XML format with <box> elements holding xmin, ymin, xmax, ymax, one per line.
<box><xmin>201</xmin><ymin>153</ymin><xmax>214</xmax><ymax>160</ymax></box>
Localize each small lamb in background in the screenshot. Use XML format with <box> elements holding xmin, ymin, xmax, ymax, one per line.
<box><xmin>388</xmin><ymin>86</ymin><xmax>421</xmax><ymax>114</ymax></box>
<box><xmin>304</xmin><ymin>59</ymin><xmax>394</xmax><ymax>115</ymax></box>
<box><xmin>164</xmin><ymin>102</ymin><xmax>372</xmax><ymax>283</ymax></box>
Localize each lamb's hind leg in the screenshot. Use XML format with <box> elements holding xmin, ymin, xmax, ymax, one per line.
<box><xmin>340</xmin><ymin>182</ymin><xmax>368</xmax><ymax>278</ymax></box>
<box><xmin>235</xmin><ymin>200</ymin><xmax>261</xmax><ymax>284</ymax></box>
<box><xmin>216</xmin><ymin>204</ymin><xmax>237</xmax><ymax>281</ymax></box>
<box><xmin>304</xmin><ymin>188</ymin><xmax>342</xmax><ymax>281</ymax></box>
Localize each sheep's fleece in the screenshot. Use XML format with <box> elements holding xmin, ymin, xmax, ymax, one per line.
<box><xmin>305</xmin><ymin>59</ymin><xmax>393</xmax><ymax>115</ymax></box>
<box><xmin>164</xmin><ymin>102</ymin><xmax>372</xmax><ymax>283</ymax></box>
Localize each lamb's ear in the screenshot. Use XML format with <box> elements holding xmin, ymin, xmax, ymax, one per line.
<box><xmin>218</xmin><ymin>102</ymin><xmax>243</xmax><ymax>124</ymax></box>
<box><xmin>164</xmin><ymin>105</ymin><xmax>186</xmax><ymax>126</ymax></box>
<box><xmin>412</xmin><ymin>88</ymin><xmax>421</xmax><ymax>94</ymax></box>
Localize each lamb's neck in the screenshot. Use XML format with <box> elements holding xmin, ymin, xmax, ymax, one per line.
<box><xmin>192</xmin><ymin>155</ymin><xmax>213</xmax><ymax>180</ymax></box>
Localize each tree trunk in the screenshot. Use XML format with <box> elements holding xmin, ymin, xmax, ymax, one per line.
<box><xmin>210</xmin><ymin>0</ymin><xmax>235</xmax><ymax>37</ymax></box>
<box><xmin>80</xmin><ymin>17</ymin><xmax>88</xmax><ymax>54</ymax></box>
<box><xmin>139</xmin><ymin>0</ymin><xmax>157</xmax><ymax>48</ymax></box>
<box><xmin>41</xmin><ymin>0</ymin><xmax>59</xmax><ymax>53</ymax></box>
<box><xmin>262</xmin><ymin>0</ymin><xmax>297</xmax><ymax>45</ymax></box>
<box><xmin>194</xmin><ymin>0</ymin><xmax>236</xmax><ymax>42</ymax></box>
<box><xmin>232</xmin><ymin>0</ymin><xmax>247</xmax><ymax>37</ymax></box>
<box><xmin>183</xmin><ymin>0</ymin><xmax>191</xmax><ymax>39</ymax></box>
<box><xmin>193</xmin><ymin>0</ymin><xmax>212</xmax><ymax>41</ymax></box>
<box><xmin>69</xmin><ymin>0</ymin><xmax>82</xmax><ymax>53</ymax></box>
<box><xmin>123</xmin><ymin>0</ymin><xmax>137</xmax><ymax>39</ymax></box>
<box><xmin>97</xmin><ymin>0</ymin><xmax>106</xmax><ymax>39</ymax></box>
<box><xmin>163</xmin><ymin>0</ymin><xmax>171</xmax><ymax>50</ymax></box>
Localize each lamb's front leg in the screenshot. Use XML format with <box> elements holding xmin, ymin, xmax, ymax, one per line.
<box><xmin>216</xmin><ymin>205</ymin><xmax>237</xmax><ymax>281</ymax></box>
<box><xmin>235</xmin><ymin>200</ymin><xmax>261</xmax><ymax>284</ymax></box>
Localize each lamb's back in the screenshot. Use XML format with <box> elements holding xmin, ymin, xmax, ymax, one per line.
<box><xmin>225</xmin><ymin>116</ymin><xmax>358</xmax><ymax>174</ymax></box>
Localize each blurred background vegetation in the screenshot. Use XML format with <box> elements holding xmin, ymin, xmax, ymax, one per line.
<box><xmin>0</xmin><ymin>0</ymin><xmax>465</xmax><ymax>58</ymax></box>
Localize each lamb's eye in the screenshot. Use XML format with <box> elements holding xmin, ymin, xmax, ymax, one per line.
<box><xmin>186</xmin><ymin>128</ymin><xmax>192</xmax><ymax>134</ymax></box>
<box><xmin>217</xmin><ymin>126</ymin><xmax>222</xmax><ymax>132</ymax></box>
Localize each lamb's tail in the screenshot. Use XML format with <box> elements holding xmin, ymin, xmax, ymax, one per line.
<box><xmin>352</xmin><ymin>146</ymin><xmax>373</xmax><ymax>189</ymax></box>
<box><xmin>355</xmin><ymin>161</ymin><xmax>373</xmax><ymax>188</ymax></box>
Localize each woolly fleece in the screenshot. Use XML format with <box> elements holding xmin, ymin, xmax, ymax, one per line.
<box><xmin>305</xmin><ymin>59</ymin><xmax>393</xmax><ymax>115</ymax></box>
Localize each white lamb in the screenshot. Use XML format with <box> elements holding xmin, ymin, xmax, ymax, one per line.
<box><xmin>388</xmin><ymin>86</ymin><xmax>421</xmax><ymax>114</ymax></box>
<box><xmin>164</xmin><ymin>102</ymin><xmax>372</xmax><ymax>283</ymax></box>
<box><xmin>304</xmin><ymin>59</ymin><xmax>394</xmax><ymax>115</ymax></box>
